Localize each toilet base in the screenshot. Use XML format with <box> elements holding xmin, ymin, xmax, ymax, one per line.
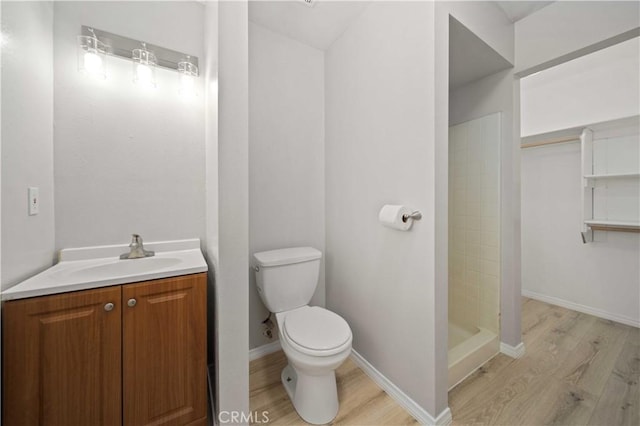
<box><xmin>281</xmin><ymin>364</ymin><xmax>339</xmax><ymax>425</ymax></box>
<box><xmin>281</xmin><ymin>364</ymin><xmax>297</xmax><ymax>404</ymax></box>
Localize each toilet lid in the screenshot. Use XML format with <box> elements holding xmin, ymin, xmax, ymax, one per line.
<box><xmin>283</xmin><ymin>306</ymin><xmax>352</xmax><ymax>352</ymax></box>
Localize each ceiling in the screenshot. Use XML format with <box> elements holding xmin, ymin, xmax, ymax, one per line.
<box><xmin>249</xmin><ymin>1</ymin><xmax>371</xmax><ymax>50</ymax></box>
<box><xmin>249</xmin><ymin>1</ymin><xmax>553</xmax><ymax>89</ymax></box>
<box><xmin>494</xmin><ymin>1</ymin><xmax>555</xmax><ymax>22</ymax></box>
<box><xmin>249</xmin><ymin>1</ymin><xmax>555</xmax><ymax>52</ymax></box>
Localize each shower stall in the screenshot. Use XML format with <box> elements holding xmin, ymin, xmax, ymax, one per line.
<box><xmin>448</xmin><ymin>112</ymin><xmax>501</xmax><ymax>388</ymax></box>
<box><xmin>446</xmin><ymin>14</ymin><xmax>512</xmax><ymax>389</ymax></box>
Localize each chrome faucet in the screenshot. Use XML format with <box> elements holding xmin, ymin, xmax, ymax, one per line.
<box><xmin>120</xmin><ymin>234</ymin><xmax>155</xmax><ymax>259</ymax></box>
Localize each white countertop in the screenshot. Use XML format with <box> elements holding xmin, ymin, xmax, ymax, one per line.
<box><xmin>2</xmin><ymin>239</ymin><xmax>208</xmax><ymax>301</ymax></box>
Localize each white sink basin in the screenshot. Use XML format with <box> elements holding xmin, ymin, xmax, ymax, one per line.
<box><xmin>2</xmin><ymin>240</ymin><xmax>208</xmax><ymax>301</ymax></box>
<box><xmin>57</xmin><ymin>256</ymin><xmax>183</xmax><ymax>280</ymax></box>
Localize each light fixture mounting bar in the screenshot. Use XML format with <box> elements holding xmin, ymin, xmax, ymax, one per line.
<box><xmin>81</xmin><ymin>26</ymin><xmax>199</xmax><ymax>74</ymax></box>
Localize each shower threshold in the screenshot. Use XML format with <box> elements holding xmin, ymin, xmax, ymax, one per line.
<box><xmin>448</xmin><ymin>326</ymin><xmax>499</xmax><ymax>390</ymax></box>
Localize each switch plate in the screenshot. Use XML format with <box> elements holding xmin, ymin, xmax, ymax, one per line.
<box><xmin>28</xmin><ymin>187</ymin><xmax>39</xmax><ymax>216</ymax></box>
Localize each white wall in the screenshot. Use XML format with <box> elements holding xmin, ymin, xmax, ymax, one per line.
<box><xmin>1</xmin><ymin>1</ymin><xmax>55</xmax><ymax>289</ymax></box>
<box><xmin>325</xmin><ymin>1</ymin><xmax>442</xmax><ymax>418</ymax></box>
<box><xmin>248</xmin><ymin>22</ymin><xmax>325</xmax><ymax>349</ymax></box>
<box><xmin>324</xmin><ymin>2</ymin><xmax>516</xmax><ymax>418</ymax></box>
<box><xmin>53</xmin><ymin>1</ymin><xmax>205</xmax><ymax>250</ymax></box>
<box><xmin>442</xmin><ymin>1</ymin><xmax>514</xmax><ymax>65</ymax></box>
<box><xmin>204</xmin><ymin>0</ymin><xmax>219</xmax><ymax>374</ymax></box>
<box><xmin>522</xmin><ymin>141</ymin><xmax>640</xmax><ymax>326</ymax></box>
<box><xmin>521</xmin><ymin>38</ymin><xmax>640</xmax><ymax>137</ymax></box>
<box><xmin>521</xmin><ymin>40</ymin><xmax>640</xmax><ymax>327</ymax></box>
<box><xmin>515</xmin><ymin>1</ymin><xmax>640</xmax><ymax>75</ymax></box>
<box><xmin>0</xmin><ymin>1</ymin><xmax>2</xmax><ymax>413</ymax></box>
<box><xmin>215</xmin><ymin>0</ymin><xmax>250</xmax><ymax>419</ymax></box>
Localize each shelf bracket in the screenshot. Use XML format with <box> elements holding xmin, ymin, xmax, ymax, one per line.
<box><xmin>580</xmin><ymin>128</ymin><xmax>594</xmax><ymax>244</ymax></box>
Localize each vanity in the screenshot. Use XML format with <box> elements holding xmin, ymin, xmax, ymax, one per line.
<box><xmin>2</xmin><ymin>239</ymin><xmax>208</xmax><ymax>426</ymax></box>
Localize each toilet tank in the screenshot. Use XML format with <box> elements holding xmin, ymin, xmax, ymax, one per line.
<box><xmin>253</xmin><ymin>247</ymin><xmax>322</xmax><ymax>313</ymax></box>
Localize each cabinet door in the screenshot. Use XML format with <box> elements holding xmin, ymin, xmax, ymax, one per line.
<box><xmin>123</xmin><ymin>273</ymin><xmax>207</xmax><ymax>426</ymax></box>
<box><xmin>2</xmin><ymin>286</ymin><xmax>122</xmax><ymax>426</ymax></box>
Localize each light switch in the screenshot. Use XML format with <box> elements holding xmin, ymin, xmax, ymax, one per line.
<box><xmin>28</xmin><ymin>187</ymin><xmax>39</xmax><ymax>216</ymax></box>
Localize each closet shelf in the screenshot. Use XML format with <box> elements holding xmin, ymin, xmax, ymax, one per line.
<box><xmin>584</xmin><ymin>220</ymin><xmax>640</xmax><ymax>232</ymax></box>
<box><xmin>579</xmin><ymin>117</ymin><xmax>640</xmax><ymax>242</ymax></box>
<box><xmin>584</xmin><ymin>172</ymin><xmax>640</xmax><ymax>179</ymax></box>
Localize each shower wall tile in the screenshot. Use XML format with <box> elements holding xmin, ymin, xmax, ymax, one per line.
<box><xmin>480</xmin><ymin>273</ymin><xmax>499</xmax><ymax>290</ymax></box>
<box><xmin>467</xmin><ymin>230</ymin><xmax>481</xmax><ymax>245</ymax></box>
<box><xmin>466</xmin><ymin>256</ymin><xmax>480</xmax><ymax>272</ymax></box>
<box><xmin>481</xmin><ymin>259</ymin><xmax>500</xmax><ymax>277</ymax></box>
<box><xmin>467</xmin><ymin>219</ymin><xmax>482</xmax><ymax>232</ymax></box>
<box><xmin>480</xmin><ymin>281</ymin><xmax>499</xmax><ymax>303</ymax></box>
<box><xmin>449</xmin><ymin>113</ymin><xmax>501</xmax><ymax>335</ymax></box>
<box><xmin>481</xmin><ymin>216</ymin><xmax>499</xmax><ymax>233</ymax></box>
<box><xmin>482</xmin><ymin>231</ymin><xmax>500</xmax><ymax>248</ymax></box>
<box><xmin>465</xmin><ymin>270</ymin><xmax>480</xmax><ymax>286</ymax></box>
<box><xmin>466</xmin><ymin>243</ymin><xmax>481</xmax><ymax>258</ymax></box>
<box><xmin>462</xmin><ymin>284</ymin><xmax>480</xmax><ymax>302</ymax></box>
<box><xmin>481</xmin><ymin>203</ymin><xmax>499</xmax><ymax>218</ymax></box>
<box><xmin>468</xmin><ymin>202</ymin><xmax>482</xmax><ymax>216</ymax></box>
<box><xmin>479</xmin><ymin>302</ymin><xmax>499</xmax><ymax>332</ymax></box>
<box><xmin>468</xmin><ymin>178</ymin><xmax>482</xmax><ymax>194</ymax></box>
<box><xmin>454</xmin><ymin>216</ymin><xmax>467</xmax><ymax>233</ymax></box>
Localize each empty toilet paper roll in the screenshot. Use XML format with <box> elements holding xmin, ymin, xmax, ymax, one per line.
<box><xmin>378</xmin><ymin>205</ymin><xmax>413</xmax><ymax>231</ymax></box>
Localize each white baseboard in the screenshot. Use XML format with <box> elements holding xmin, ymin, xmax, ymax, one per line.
<box><xmin>523</xmin><ymin>289</ymin><xmax>639</xmax><ymax>328</ymax></box>
<box><xmin>500</xmin><ymin>342</ymin><xmax>526</xmax><ymax>359</ymax></box>
<box><xmin>249</xmin><ymin>340</ymin><xmax>282</xmax><ymax>361</ymax></box>
<box><xmin>350</xmin><ymin>349</ymin><xmax>452</xmax><ymax>426</ymax></box>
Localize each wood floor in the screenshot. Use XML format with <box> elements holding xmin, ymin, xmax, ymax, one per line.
<box><xmin>249</xmin><ymin>298</ymin><xmax>639</xmax><ymax>425</ymax></box>
<box><xmin>250</xmin><ymin>352</ymin><xmax>419</xmax><ymax>425</ymax></box>
<box><xmin>451</xmin><ymin>298</ymin><xmax>639</xmax><ymax>425</ymax></box>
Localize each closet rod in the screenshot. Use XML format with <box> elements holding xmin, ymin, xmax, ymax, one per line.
<box><xmin>521</xmin><ymin>134</ymin><xmax>581</xmax><ymax>149</ymax></box>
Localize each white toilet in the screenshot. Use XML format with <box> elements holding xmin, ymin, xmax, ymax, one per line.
<box><xmin>253</xmin><ymin>247</ymin><xmax>352</xmax><ymax>425</ymax></box>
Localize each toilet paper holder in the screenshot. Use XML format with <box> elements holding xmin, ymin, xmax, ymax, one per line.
<box><xmin>402</xmin><ymin>211</ymin><xmax>422</xmax><ymax>223</ymax></box>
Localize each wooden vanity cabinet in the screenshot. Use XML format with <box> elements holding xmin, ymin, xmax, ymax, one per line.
<box><xmin>3</xmin><ymin>286</ymin><xmax>122</xmax><ymax>426</ymax></box>
<box><xmin>2</xmin><ymin>273</ymin><xmax>207</xmax><ymax>426</ymax></box>
<box><xmin>123</xmin><ymin>274</ymin><xmax>207</xmax><ymax>426</ymax></box>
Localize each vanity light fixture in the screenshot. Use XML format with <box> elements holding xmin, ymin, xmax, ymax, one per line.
<box><xmin>78</xmin><ymin>26</ymin><xmax>199</xmax><ymax>93</ymax></box>
<box><xmin>77</xmin><ymin>27</ymin><xmax>107</xmax><ymax>79</ymax></box>
<box><xmin>178</xmin><ymin>56</ymin><xmax>198</xmax><ymax>97</ymax></box>
<box><xmin>132</xmin><ymin>42</ymin><xmax>157</xmax><ymax>89</ymax></box>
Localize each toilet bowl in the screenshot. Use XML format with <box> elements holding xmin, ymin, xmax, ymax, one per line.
<box><xmin>253</xmin><ymin>247</ymin><xmax>353</xmax><ymax>424</ymax></box>
<box><xmin>276</xmin><ymin>306</ymin><xmax>352</xmax><ymax>424</ymax></box>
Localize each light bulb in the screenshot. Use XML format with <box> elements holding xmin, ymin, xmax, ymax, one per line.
<box><xmin>83</xmin><ymin>51</ymin><xmax>103</xmax><ymax>75</ymax></box>
<box><xmin>180</xmin><ymin>74</ymin><xmax>196</xmax><ymax>97</ymax></box>
<box><xmin>135</xmin><ymin>63</ymin><xmax>155</xmax><ymax>88</ymax></box>
<box><xmin>78</xmin><ymin>31</ymin><xmax>107</xmax><ymax>79</ymax></box>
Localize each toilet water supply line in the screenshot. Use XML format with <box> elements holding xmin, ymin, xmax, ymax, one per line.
<box><xmin>262</xmin><ymin>312</ymin><xmax>274</xmax><ymax>339</ymax></box>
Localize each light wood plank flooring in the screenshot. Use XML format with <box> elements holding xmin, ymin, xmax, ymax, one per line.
<box><xmin>450</xmin><ymin>298</ymin><xmax>639</xmax><ymax>426</ymax></box>
<box><xmin>250</xmin><ymin>298</ymin><xmax>639</xmax><ymax>425</ymax></box>
<box><xmin>250</xmin><ymin>351</ymin><xmax>419</xmax><ymax>425</ymax></box>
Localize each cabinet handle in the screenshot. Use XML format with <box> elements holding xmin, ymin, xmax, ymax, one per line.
<box><xmin>127</xmin><ymin>298</ymin><xmax>137</xmax><ymax>308</ymax></box>
<box><xmin>104</xmin><ymin>302</ymin><xmax>115</xmax><ymax>312</ymax></box>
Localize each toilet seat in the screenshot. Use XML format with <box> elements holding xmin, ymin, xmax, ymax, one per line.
<box><xmin>283</xmin><ymin>306</ymin><xmax>352</xmax><ymax>356</ymax></box>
